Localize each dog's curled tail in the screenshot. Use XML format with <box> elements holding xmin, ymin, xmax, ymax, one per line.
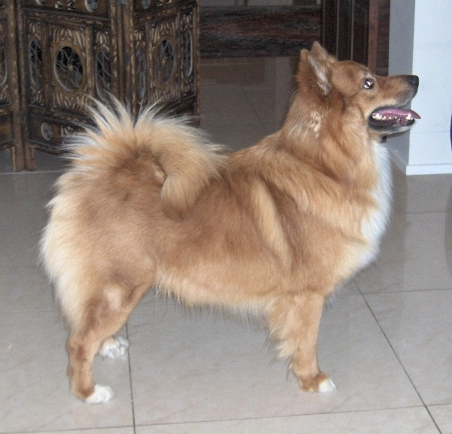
<box><xmin>66</xmin><ymin>98</ymin><xmax>226</xmax><ymax>218</ymax></box>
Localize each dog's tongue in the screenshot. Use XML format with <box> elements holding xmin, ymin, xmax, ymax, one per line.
<box><xmin>374</xmin><ymin>108</ymin><xmax>421</xmax><ymax>120</ymax></box>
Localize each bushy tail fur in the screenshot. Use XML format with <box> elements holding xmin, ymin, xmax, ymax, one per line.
<box><xmin>65</xmin><ymin>98</ymin><xmax>226</xmax><ymax>218</ymax></box>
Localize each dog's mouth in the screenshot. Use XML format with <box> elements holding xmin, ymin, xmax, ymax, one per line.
<box><xmin>369</xmin><ymin>107</ymin><xmax>421</xmax><ymax>132</ymax></box>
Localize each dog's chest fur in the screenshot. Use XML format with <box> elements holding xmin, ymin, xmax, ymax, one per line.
<box><xmin>359</xmin><ymin>141</ymin><xmax>392</xmax><ymax>268</ymax></box>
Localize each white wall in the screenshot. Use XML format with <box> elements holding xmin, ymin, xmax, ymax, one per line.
<box><xmin>387</xmin><ymin>0</ymin><xmax>452</xmax><ymax>175</ymax></box>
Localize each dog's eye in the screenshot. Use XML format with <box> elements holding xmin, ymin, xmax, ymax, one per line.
<box><xmin>363</xmin><ymin>78</ymin><xmax>375</xmax><ymax>89</ymax></box>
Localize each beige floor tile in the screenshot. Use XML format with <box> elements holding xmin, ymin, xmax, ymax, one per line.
<box><xmin>365</xmin><ymin>290</ymin><xmax>452</xmax><ymax>405</ymax></box>
<box><xmin>392</xmin><ymin>168</ymin><xmax>452</xmax><ymax>214</ymax></box>
<box><xmin>199</xmin><ymin>119</ymin><xmax>267</xmax><ymax>150</ymax></box>
<box><xmin>136</xmin><ymin>407</ymin><xmax>438</xmax><ymax>434</ymax></box>
<box><xmin>0</xmin><ymin>311</ymin><xmax>133</xmax><ymax>432</ymax></box>
<box><xmin>355</xmin><ymin>210</ymin><xmax>452</xmax><ymax>293</ymax></box>
<box><xmin>199</xmin><ymin>87</ymin><xmax>257</xmax><ymax>126</ymax></box>
<box><xmin>429</xmin><ymin>404</ymin><xmax>452</xmax><ymax>434</ymax></box>
<box><xmin>127</xmin><ymin>293</ymin><xmax>420</xmax><ymax>426</ymax></box>
<box><xmin>16</xmin><ymin>429</ymin><xmax>134</xmax><ymax>434</ymax></box>
<box><xmin>0</xmin><ymin>172</ymin><xmax>59</xmax><ymax>312</ymax></box>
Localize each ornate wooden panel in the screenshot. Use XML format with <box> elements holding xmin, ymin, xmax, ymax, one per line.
<box><xmin>0</xmin><ymin>1</ymin><xmax>24</xmax><ymax>170</ymax></box>
<box><xmin>16</xmin><ymin>2</ymin><xmax>120</xmax><ymax>168</ymax></box>
<box><xmin>1</xmin><ymin>0</ymin><xmax>199</xmax><ymax>170</ymax></box>
<box><xmin>122</xmin><ymin>0</ymin><xmax>199</xmax><ymax>117</ymax></box>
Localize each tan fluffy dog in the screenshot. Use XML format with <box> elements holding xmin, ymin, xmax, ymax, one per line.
<box><xmin>41</xmin><ymin>43</ymin><xmax>419</xmax><ymax>403</ymax></box>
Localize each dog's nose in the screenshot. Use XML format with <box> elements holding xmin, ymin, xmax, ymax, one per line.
<box><xmin>407</xmin><ymin>75</ymin><xmax>419</xmax><ymax>88</ymax></box>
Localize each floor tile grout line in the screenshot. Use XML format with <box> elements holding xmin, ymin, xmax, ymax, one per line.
<box><xmin>126</xmin><ymin>322</ymin><xmax>137</xmax><ymax>434</ymax></box>
<box><xmin>393</xmin><ymin>209</ymin><xmax>452</xmax><ymax>216</ymax></box>
<box><xmin>2</xmin><ymin>426</ymin><xmax>134</xmax><ymax>434</ymax></box>
<box><xmin>425</xmin><ymin>406</ymin><xmax>444</xmax><ymax>434</ymax></box>
<box><xmin>0</xmin><ymin>308</ymin><xmax>61</xmax><ymax>315</ymax></box>
<box><xmin>359</xmin><ymin>286</ymin><xmax>452</xmax><ymax>296</ymax></box>
<box><xmin>132</xmin><ymin>404</ymin><xmax>437</xmax><ymax>430</ymax></box>
<box><xmin>359</xmin><ymin>292</ymin><xmax>443</xmax><ymax>433</ymax></box>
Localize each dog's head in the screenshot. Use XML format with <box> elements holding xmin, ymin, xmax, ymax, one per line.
<box><xmin>296</xmin><ymin>42</ymin><xmax>420</xmax><ymax>136</ymax></box>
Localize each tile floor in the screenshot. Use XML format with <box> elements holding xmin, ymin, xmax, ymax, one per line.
<box><xmin>1</xmin><ymin>57</ymin><xmax>451</xmax><ymax>433</ymax></box>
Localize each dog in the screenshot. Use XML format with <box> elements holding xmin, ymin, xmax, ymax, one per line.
<box><xmin>41</xmin><ymin>42</ymin><xmax>419</xmax><ymax>403</ymax></box>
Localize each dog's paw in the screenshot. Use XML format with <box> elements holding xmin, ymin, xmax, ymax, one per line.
<box><xmin>299</xmin><ymin>372</ymin><xmax>336</xmax><ymax>393</ymax></box>
<box><xmin>318</xmin><ymin>376</ymin><xmax>336</xmax><ymax>393</ymax></box>
<box><xmin>84</xmin><ymin>384</ymin><xmax>114</xmax><ymax>404</ymax></box>
<box><xmin>99</xmin><ymin>336</ymin><xmax>129</xmax><ymax>360</ymax></box>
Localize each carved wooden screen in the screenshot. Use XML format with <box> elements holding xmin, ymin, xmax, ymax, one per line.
<box><xmin>5</xmin><ymin>0</ymin><xmax>199</xmax><ymax>170</ymax></box>
<box><xmin>121</xmin><ymin>0</ymin><xmax>199</xmax><ymax>116</ymax></box>
<box><xmin>0</xmin><ymin>1</ymin><xmax>25</xmax><ymax>170</ymax></box>
<box><xmin>16</xmin><ymin>0</ymin><xmax>122</xmax><ymax>170</ymax></box>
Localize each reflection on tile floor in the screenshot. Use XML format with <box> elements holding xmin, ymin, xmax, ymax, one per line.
<box><xmin>1</xmin><ymin>57</ymin><xmax>451</xmax><ymax>433</ymax></box>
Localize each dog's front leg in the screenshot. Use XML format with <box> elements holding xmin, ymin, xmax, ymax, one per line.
<box><xmin>267</xmin><ymin>291</ymin><xmax>336</xmax><ymax>393</ymax></box>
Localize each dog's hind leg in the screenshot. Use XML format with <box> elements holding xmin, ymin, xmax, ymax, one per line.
<box><xmin>65</xmin><ymin>282</ymin><xmax>148</xmax><ymax>404</ymax></box>
<box><xmin>267</xmin><ymin>291</ymin><xmax>336</xmax><ymax>393</ymax></box>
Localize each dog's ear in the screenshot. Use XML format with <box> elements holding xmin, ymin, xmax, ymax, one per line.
<box><xmin>309</xmin><ymin>41</ymin><xmax>336</xmax><ymax>62</ymax></box>
<box><xmin>301</xmin><ymin>42</ymin><xmax>336</xmax><ymax>94</ymax></box>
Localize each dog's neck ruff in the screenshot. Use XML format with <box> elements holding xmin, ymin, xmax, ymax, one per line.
<box><xmin>359</xmin><ymin>140</ymin><xmax>392</xmax><ymax>268</ymax></box>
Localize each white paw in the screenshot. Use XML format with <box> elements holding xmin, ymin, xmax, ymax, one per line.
<box><xmin>85</xmin><ymin>384</ymin><xmax>114</xmax><ymax>404</ymax></box>
<box><xmin>318</xmin><ymin>377</ymin><xmax>336</xmax><ymax>393</ymax></box>
<box><xmin>99</xmin><ymin>336</ymin><xmax>129</xmax><ymax>360</ymax></box>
